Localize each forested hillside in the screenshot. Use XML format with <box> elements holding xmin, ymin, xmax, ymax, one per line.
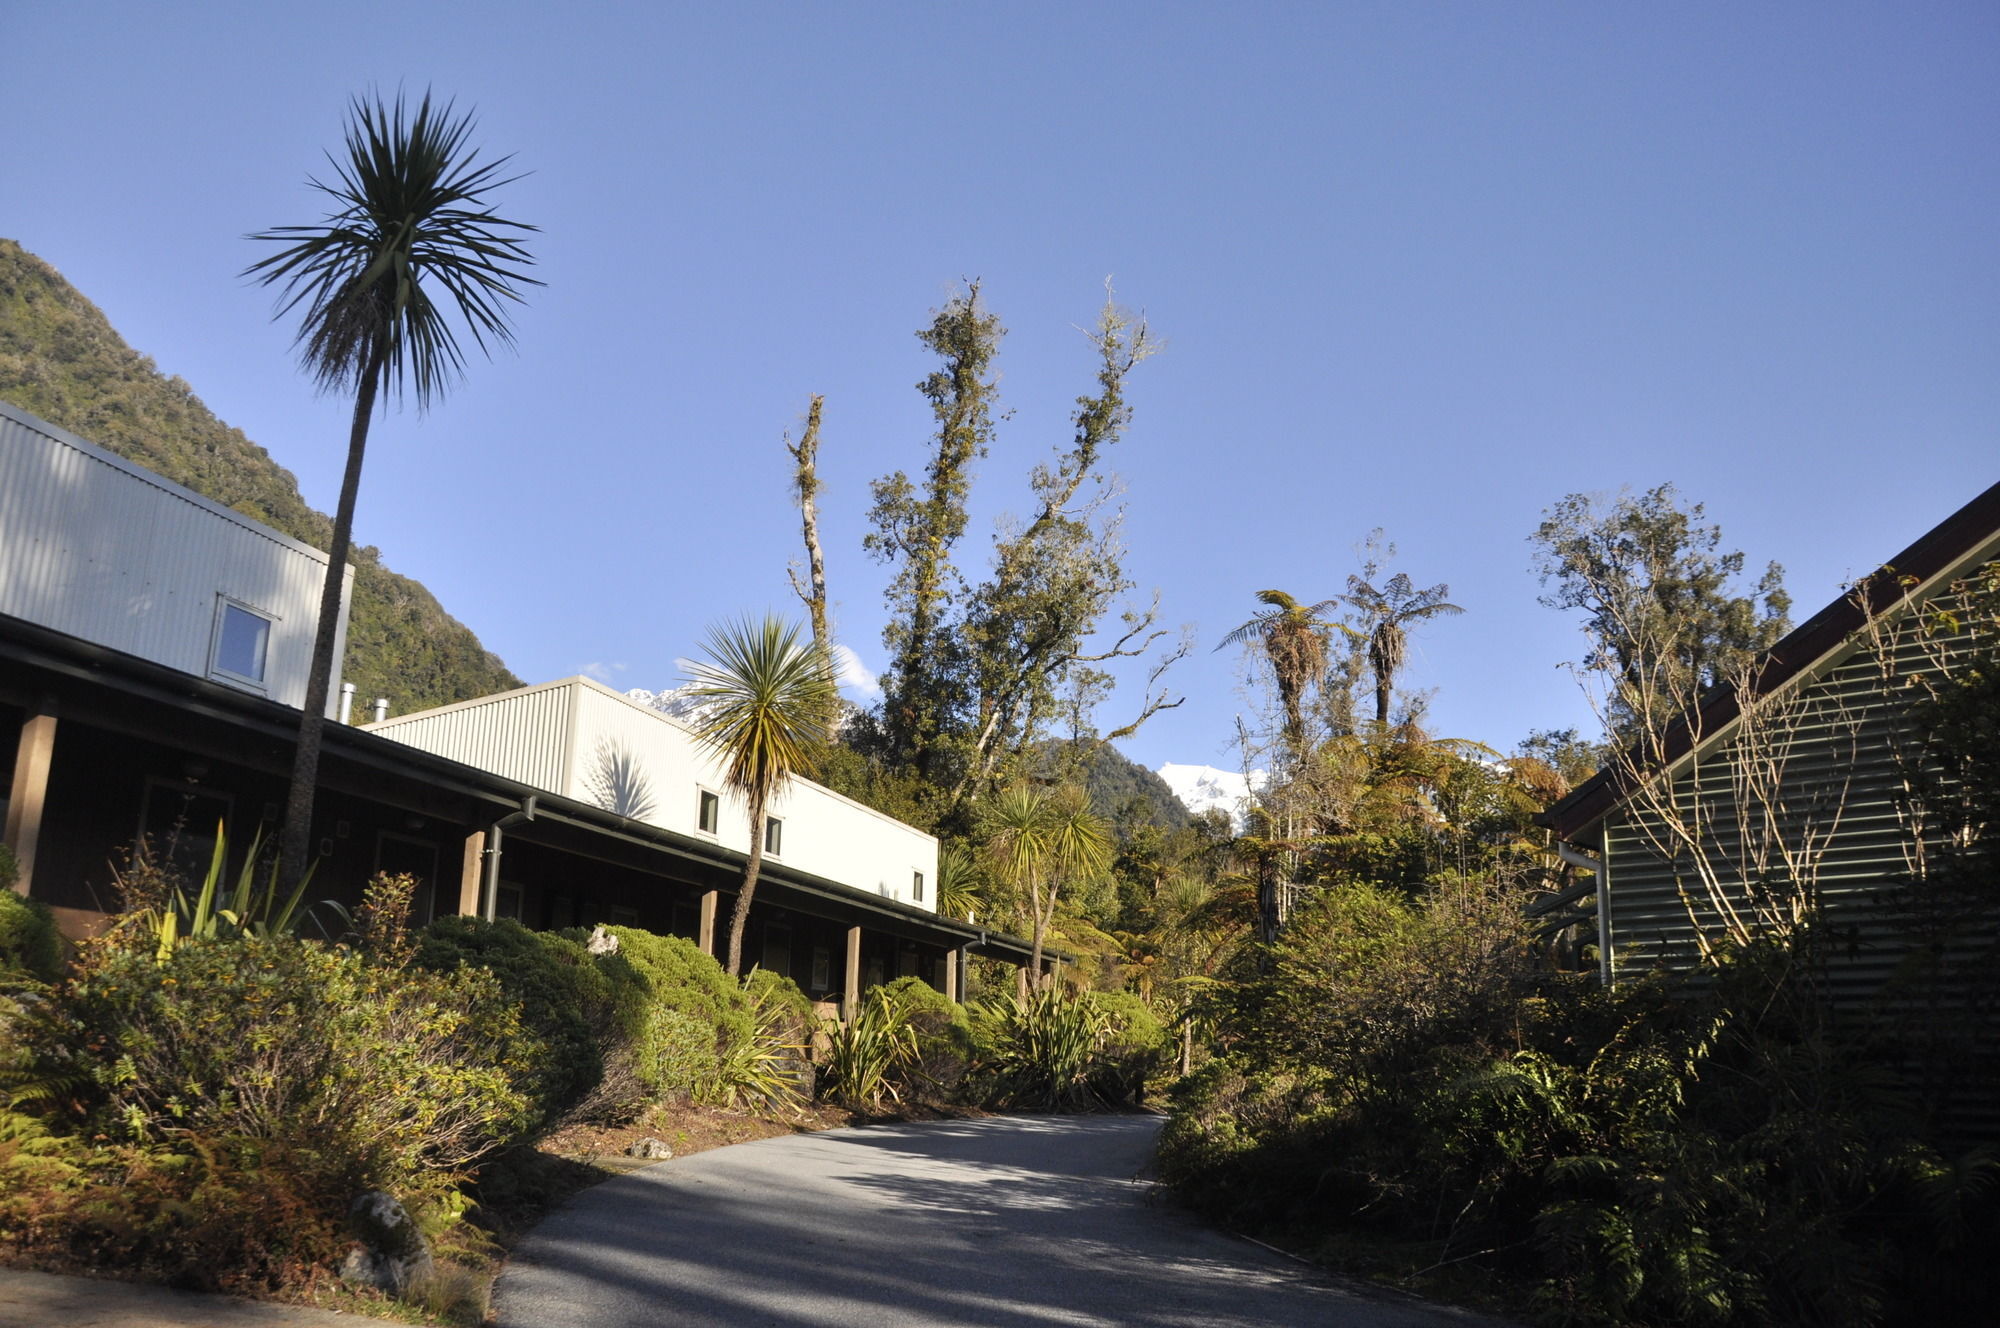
<box><xmin>0</xmin><ymin>239</ymin><xmax>522</xmax><ymax>711</ymax></box>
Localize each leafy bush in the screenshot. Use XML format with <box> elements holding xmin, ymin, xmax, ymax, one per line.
<box><xmin>1159</xmin><ymin>900</ymin><xmax>2000</xmax><ymax>1326</ymax></box>
<box><xmin>589</xmin><ymin>926</ymin><xmax>754</xmax><ymax>1110</ymax></box>
<box><xmin>1082</xmin><ymin>990</ymin><xmax>1169</xmax><ymax>1105</ymax></box>
<box><xmin>49</xmin><ymin>935</ymin><xmax>530</xmax><ymax>1182</ymax></box>
<box><xmin>880</xmin><ymin>976</ymin><xmax>975</xmax><ymax>1101</ymax></box>
<box><xmin>651</xmin><ymin>1007</ymin><xmax>723</xmax><ymax>1103</ymax></box>
<box><xmin>0</xmin><ymin>881</ymin><xmax>63</xmax><ymax>983</ymax></box>
<box><xmin>975</xmin><ymin>987</ymin><xmax>1111</xmax><ymax>1111</ymax></box>
<box><xmin>745</xmin><ymin>967</ymin><xmax>815</xmax><ymax>1042</ymax></box>
<box><xmin>414</xmin><ymin>917</ymin><xmax>613</xmax><ymax>1128</ymax></box>
<box><xmin>598</xmin><ymin>926</ymin><xmax>753</xmax><ymax>1046</ymax></box>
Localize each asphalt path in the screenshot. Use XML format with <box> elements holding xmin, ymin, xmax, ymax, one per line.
<box><xmin>495</xmin><ymin>1114</ymin><xmax>1504</xmax><ymax>1328</ymax></box>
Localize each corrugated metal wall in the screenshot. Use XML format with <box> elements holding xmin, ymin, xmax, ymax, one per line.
<box><xmin>376</xmin><ymin>678</ymin><xmax>940</xmax><ymax>907</ymax></box>
<box><xmin>369</xmin><ymin>683</ymin><xmax>575</xmax><ymax>791</ymax></box>
<box><xmin>0</xmin><ymin>402</ymin><xmax>349</xmax><ymax>711</ymax></box>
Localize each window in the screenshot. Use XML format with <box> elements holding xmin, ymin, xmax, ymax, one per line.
<box><xmin>210</xmin><ymin>599</ymin><xmax>272</xmax><ymax>686</ymax></box>
<box><xmin>763</xmin><ymin>817</ymin><xmax>783</xmax><ymax>856</ymax></box>
<box><xmin>913</xmin><ymin>871</ymin><xmax>925</xmax><ymax>902</ymax></box>
<box><xmin>696</xmin><ymin>789</ymin><xmax>720</xmax><ymax>834</ymax></box>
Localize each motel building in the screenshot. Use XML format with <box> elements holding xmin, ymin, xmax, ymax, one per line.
<box><xmin>0</xmin><ymin>399</ymin><xmax>1042</xmax><ymax>1008</ymax></box>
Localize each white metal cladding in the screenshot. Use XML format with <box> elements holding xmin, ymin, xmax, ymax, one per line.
<box><xmin>0</xmin><ymin>401</ymin><xmax>350</xmax><ymax>712</ymax></box>
<box><xmin>565</xmin><ymin>682</ymin><xmax>938</xmax><ymax>907</ymax></box>
<box><xmin>1600</xmin><ymin>568</ymin><xmax>1994</xmax><ymax>1004</ymax></box>
<box><xmin>367</xmin><ymin>683</ymin><xmax>573</xmax><ymax>791</ymax></box>
<box><xmin>374</xmin><ymin>677</ymin><xmax>940</xmax><ymax>906</ymax></box>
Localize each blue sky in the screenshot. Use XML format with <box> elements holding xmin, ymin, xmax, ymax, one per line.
<box><xmin>8</xmin><ymin>2</ymin><xmax>1996</xmax><ymax>774</ymax></box>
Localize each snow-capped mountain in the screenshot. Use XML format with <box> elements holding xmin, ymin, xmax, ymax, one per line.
<box><xmin>1155</xmin><ymin>763</ymin><xmax>1268</xmax><ymax>830</ymax></box>
<box><xmin>624</xmin><ymin>685</ymin><xmax>710</xmax><ymax>723</ymax></box>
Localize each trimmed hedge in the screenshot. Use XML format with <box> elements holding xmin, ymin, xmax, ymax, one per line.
<box><xmin>413</xmin><ymin>917</ymin><xmax>614</xmax><ymax>1127</ymax></box>
<box><xmin>880</xmin><ymin>975</ymin><xmax>975</xmax><ymax>1101</ymax></box>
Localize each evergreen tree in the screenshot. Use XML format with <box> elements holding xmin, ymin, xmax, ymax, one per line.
<box><xmin>245</xmin><ymin>91</ymin><xmax>537</xmax><ymax>885</ymax></box>
<box><xmin>1532</xmin><ymin>483</ymin><xmax>1790</xmax><ymax>737</ymax></box>
<box><xmin>864</xmin><ymin>284</ymin><xmax>1001</xmax><ymax>790</ymax></box>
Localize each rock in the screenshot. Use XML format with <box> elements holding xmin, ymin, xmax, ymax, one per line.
<box><xmin>586</xmin><ymin>925</ymin><xmax>620</xmax><ymax>955</ymax></box>
<box><xmin>339</xmin><ymin>1190</ymin><xmax>433</xmax><ymax>1297</ymax></box>
<box><xmin>626</xmin><ymin>1137</ymin><xmax>673</xmax><ymax>1160</ymax></box>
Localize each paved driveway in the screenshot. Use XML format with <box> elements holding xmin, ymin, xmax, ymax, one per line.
<box><xmin>497</xmin><ymin>1114</ymin><xmax>1502</xmax><ymax>1327</ymax></box>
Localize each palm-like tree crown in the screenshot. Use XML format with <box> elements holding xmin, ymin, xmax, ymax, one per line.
<box><xmin>686</xmin><ymin>616</ymin><xmax>837</xmax><ymax>803</ymax></box>
<box><xmin>979</xmin><ymin>783</ymin><xmax>1110</xmax><ymax>986</ymax></box>
<box><xmin>244</xmin><ymin>90</ymin><xmax>540</xmax><ymax>408</ymax></box>
<box><xmin>1344</xmin><ymin>572</ymin><xmax>1463</xmax><ymax>725</ymax></box>
<box><xmin>686</xmin><ymin>615</ymin><xmax>836</xmax><ymax>976</ymax></box>
<box><xmin>1215</xmin><ymin>589</ymin><xmax>1351</xmax><ymax>752</ymax></box>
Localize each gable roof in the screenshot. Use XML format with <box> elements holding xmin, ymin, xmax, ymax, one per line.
<box><xmin>1541</xmin><ymin>479</ymin><xmax>2000</xmax><ymax>842</ymax></box>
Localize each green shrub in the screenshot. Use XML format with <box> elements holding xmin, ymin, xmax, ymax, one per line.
<box><xmin>819</xmin><ymin>988</ymin><xmax>919</xmax><ymax>1110</ymax></box>
<box><xmin>591</xmin><ymin>926</ymin><xmax>752</xmax><ymax>1108</ymax></box>
<box><xmin>0</xmin><ymin>883</ymin><xmax>63</xmax><ymax>983</ymax></box>
<box><xmin>880</xmin><ymin>976</ymin><xmax>974</xmax><ymax>1101</ymax></box>
<box><xmin>1083</xmin><ymin>990</ymin><xmax>1169</xmax><ymax>1105</ymax></box>
<box><xmin>976</xmin><ymin>987</ymin><xmax>1111</xmax><ymax>1112</ymax></box>
<box><xmin>745</xmin><ymin>967</ymin><xmax>814</xmax><ymax>1042</ymax></box>
<box><xmin>651</xmin><ymin>1007</ymin><xmax>722</xmax><ymax>1103</ymax></box>
<box><xmin>50</xmin><ymin>935</ymin><xmax>529</xmax><ymax>1187</ymax></box>
<box><xmin>600</xmin><ymin>926</ymin><xmax>751</xmax><ymax>1040</ymax></box>
<box><xmin>414</xmin><ymin>917</ymin><xmax>612</xmax><ymax>1127</ymax></box>
<box><xmin>728</xmin><ymin>970</ymin><xmax>814</xmax><ymax>1111</ymax></box>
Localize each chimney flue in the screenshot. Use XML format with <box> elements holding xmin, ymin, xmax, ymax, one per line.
<box><xmin>371</xmin><ymin>697</ymin><xmax>389</xmax><ymax>724</ymax></box>
<box><xmin>339</xmin><ymin>682</ymin><xmax>357</xmax><ymax>724</ymax></box>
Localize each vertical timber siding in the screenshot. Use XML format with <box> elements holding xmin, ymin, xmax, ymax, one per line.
<box><xmin>1604</xmin><ymin>568</ymin><xmax>1995</xmax><ymax>1012</ymax></box>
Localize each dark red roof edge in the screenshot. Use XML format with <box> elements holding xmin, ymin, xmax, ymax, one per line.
<box><xmin>1540</xmin><ymin>479</ymin><xmax>2000</xmax><ymax>840</ymax></box>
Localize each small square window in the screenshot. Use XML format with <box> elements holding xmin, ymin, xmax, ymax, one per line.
<box><xmin>763</xmin><ymin>817</ymin><xmax>783</xmax><ymax>856</ymax></box>
<box><xmin>697</xmin><ymin>789</ymin><xmax>720</xmax><ymax>835</ymax></box>
<box><xmin>913</xmin><ymin>871</ymin><xmax>925</xmax><ymax>902</ymax></box>
<box><xmin>211</xmin><ymin>600</ymin><xmax>271</xmax><ymax>685</ymax></box>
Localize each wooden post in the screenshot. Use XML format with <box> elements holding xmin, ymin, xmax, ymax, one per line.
<box><xmin>1015</xmin><ymin>963</ymin><xmax>1030</xmax><ymax>1002</ymax></box>
<box><xmin>844</xmin><ymin>924</ymin><xmax>862</xmax><ymax>1019</ymax></box>
<box><xmin>3</xmin><ymin>711</ymin><xmax>57</xmax><ymax>896</ymax></box>
<box><xmin>698</xmin><ymin>890</ymin><xmax>719</xmax><ymax>956</ymax></box>
<box><xmin>457</xmin><ymin>829</ymin><xmax>485</xmax><ymax>916</ymax></box>
<box><xmin>943</xmin><ymin>947</ymin><xmax>959</xmax><ymax>1002</ymax></box>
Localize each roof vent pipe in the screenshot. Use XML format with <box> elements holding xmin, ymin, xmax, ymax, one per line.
<box><xmin>371</xmin><ymin>697</ymin><xmax>389</xmax><ymax>724</ymax></box>
<box><xmin>339</xmin><ymin>683</ymin><xmax>356</xmax><ymax>725</ymax></box>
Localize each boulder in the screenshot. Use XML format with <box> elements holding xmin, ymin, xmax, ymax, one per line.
<box><xmin>626</xmin><ymin>1137</ymin><xmax>673</xmax><ymax>1160</ymax></box>
<box><xmin>338</xmin><ymin>1190</ymin><xmax>433</xmax><ymax>1297</ymax></box>
<box><xmin>586</xmin><ymin>925</ymin><xmax>621</xmax><ymax>956</ymax></box>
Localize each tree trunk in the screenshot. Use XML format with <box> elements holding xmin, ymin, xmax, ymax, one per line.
<box><xmin>787</xmin><ymin>396</ymin><xmax>831</xmax><ymax>663</ymax></box>
<box><xmin>278</xmin><ymin>347</ymin><xmax>383</xmax><ymax>888</ymax></box>
<box><xmin>725</xmin><ymin>793</ymin><xmax>768</xmax><ymax>977</ymax></box>
<box><xmin>1028</xmin><ymin>870</ymin><xmax>1056</xmax><ymax>992</ymax></box>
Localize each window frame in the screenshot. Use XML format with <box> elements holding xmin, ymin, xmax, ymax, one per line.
<box><xmin>695</xmin><ymin>788</ymin><xmax>721</xmax><ymax>836</ymax></box>
<box><xmin>763</xmin><ymin>816</ymin><xmax>783</xmax><ymax>857</ymax></box>
<box><xmin>207</xmin><ymin>595</ymin><xmax>275</xmax><ymax>691</ymax></box>
<box><xmin>912</xmin><ymin>870</ymin><xmax>925</xmax><ymax>903</ymax></box>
